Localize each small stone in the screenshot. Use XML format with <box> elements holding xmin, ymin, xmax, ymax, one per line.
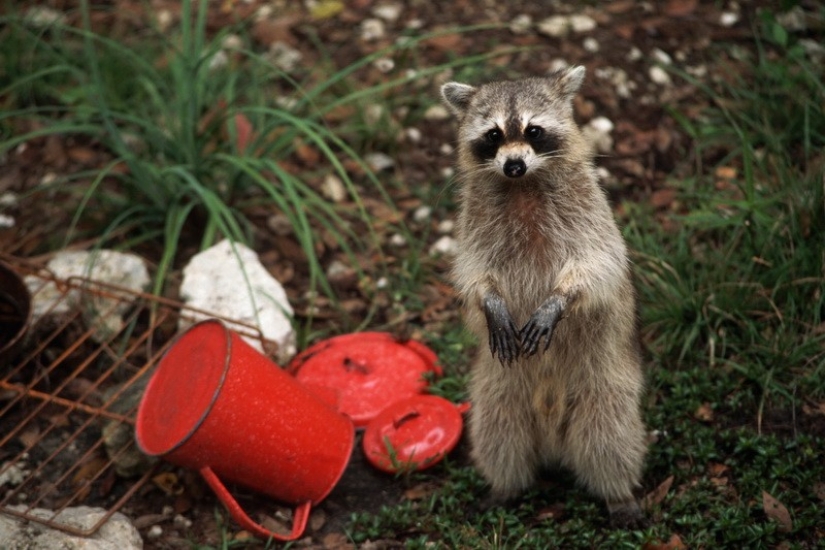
<box><xmin>364</xmin><ymin>104</ymin><xmax>385</xmax><ymax>126</ymax></box>
<box><xmin>360</xmin><ymin>18</ymin><xmax>386</xmax><ymax>41</ymax></box>
<box><xmin>267</xmin><ymin>213</ymin><xmax>293</xmax><ymax>236</ymax></box>
<box><xmin>440</xmin><ymin>166</ymin><xmax>455</xmax><ymax>179</ymax></box>
<box><xmin>437</xmin><ymin>219</ymin><xmax>455</xmax><ymax>234</ymax></box>
<box><xmin>173</xmin><ymin>514</ymin><xmax>193</xmax><ymax>529</ymax></box>
<box><xmin>265</xmin><ymin>41</ymin><xmax>302</xmax><ymax>72</ymax></box>
<box><xmin>509</xmin><ymin>14</ymin><xmax>532</xmax><ymax>35</ymax></box>
<box><xmin>375</xmin><ymin>276</ymin><xmax>389</xmax><ymax>290</ymax></box>
<box><xmin>424</xmin><ymin>104</ymin><xmax>450</xmax><ymax>121</ymax></box>
<box><xmin>627</xmin><ymin>47</ymin><xmax>643</xmax><ymax>62</ymax></box>
<box><xmin>0</xmin><ymin>462</ymin><xmax>28</xmax><ymax>487</ymax></box>
<box><xmin>0</xmin><ymin>192</ymin><xmax>18</xmax><ymax>207</ymax></box>
<box><xmin>439</xmin><ymin>143</ymin><xmax>454</xmax><ymax>155</ymax></box>
<box><xmin>326</xmin><ymin>260</ymin><xmax>357</xmax><ymax>290</ymax></box>
<box><xmin>146</xmin><ymin>525</ymin><xmax>163</xmax><ymax>539</ymax></box>
<box><xmin>373</xmin><ymin>57</ymin><xmax>394</xmax><ymax>73</ymax></box>
<box><xmin>0</xmin><ymin>214</ymin><xmax>14</xmax><ymax>228</ymax></box>
<box><xmin>372</xmin><ymin>3</ymin><xmax>402</xmax><ymax>22</ymax></box>
<box><xmin>648</xmin><ymin>66</ymin><xmax>672</xmax><ymax>86</ymax></box>
<box><xmin>429</xmin><ymin>236</ymin><xmax>458</xmax><ymax>257</ymax></box>
<box><xmin>583</xmin><ymin>37</ymin><xmax>599</xmax><ymax>53</ymax></box>
<box><xmin>389</xmin><ymin>233</ymin><xmax>407</xmax><ymax>247</ymax></box>
<box><xmin>719</xmin><ymin>12</ymin><xmax>739</xmax><ymax>27</ymax></box>
<box><xmin>651</xmin><ymin>48</ymin><xmax>672</xmax><ymax>65</ymax></box>
<box><xmin>222</xmin><ymin>34</ymin><xmax>244</xmax><ymax>50</ymax></box>
<box><xmin>537</xmin><ymin>15</ymin><xmax>569</xmax><ymax>38</ymax></box>
<box><xmin>569</xmin><ymin>14</ymin><xmax>597</xmax><ymax>33</ymax></box>
<box><xmin>413</xmin><ymin>206</ymin><xmax>433</xmax><ymax>223</ymax></box>
<box><xmin>0</xmin><ymin>506</ymin><xmax>142</xmax><ymax>550</ymax></box>
<box><xmin>548</xmin><ymin>58</ymin><xmax>570</xmax><ymax>73</ymax></box>
<box><xmin>582</xmin><ymin>116</ymin><xmax>614</xmax><ymax>154</ymax></box>
<box><xmin>687</xmin><ymin>65</ymin><xmax>708</xmax><ymax>78</ymax></box>
<box><xmin>208</xmin><ymin>50</ymin><xmax>229</xmax><ymax>71</ymax></box>
<box><xmin>403</xmin><ymin>127</ymin><xmax>422</xmax><ymax>143</ymax></box>
<box><xmin>365</xmin><ymin>152</ymin><xmax>395</xmax><ymax>172</ymax></box>
<box><xmin>776</xmin><ymin>7</ymin><xmax>806</xmax><ymax>32</ymax></box>
<box><xmin>157</xmin><ymin>9</ymin><xmax>173</xmax><ymax>32</ymax></box>
<box><xmin>321</xmin><ymin>174</ymin><xmax>347</xmax><ymax>203</ymax></box>
<box><xmin>24</xmin><ymin>6</ymin><xmax>67</xmax><ymax>27</ymax></box>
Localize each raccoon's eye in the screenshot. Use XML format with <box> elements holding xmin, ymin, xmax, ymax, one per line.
<box><xmin>525</xmin><ymin>125</ymin><xmax>544</xmax><ymax>140</ymax></box>
<box><xmin>485</xmin><ymin>128</ymin><xmax>504</xmax><ymax>144</ymax></box>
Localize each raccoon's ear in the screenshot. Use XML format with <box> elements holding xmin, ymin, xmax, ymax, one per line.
<box><xmin>558</xmin><ymin>65</ymin><xmax>586</xmax><ymax>98</ymax></box>
<box><xmin>441</xmin><ymin>82</ymin><xmax>477</xmax><ymax>115</ymax></box>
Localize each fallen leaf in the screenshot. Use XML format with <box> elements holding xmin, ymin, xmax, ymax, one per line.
<box><xmin>802</xmin><ymin>401</ymin><xmax>825</xmax><ymax>416</ymax></box>
<box><xmin>813</xmin><ymin>482</ymin><xmax>825</xmax><ymax>502</ymax></box>
<box><xmin>643</xmin><ymin>534</ymin><xmax>686</xmax><ymax>550</ymax></box>
<box><xmin>18</xmin><ymin>426</ymin><xmax>40</xmax><ymax>448</ymax></box>
<box><xmin>762</xmin><ymin>491</ymin><xmax>793</xmax><ymax>532</ymax></box>
<box><xmin>404</xmin><ymin>482</ymin><xmax>439</xmax><ymax>501</ymax></box>
<box><xmin>153</xmin><ymin>472</ymin><xmax>184</xmax><ymax>495</ymax></box>
<box><xmin>535</xmin><ymin>502</ymin><xmax>565</xmax><ymax>521</ymax></box>
<box><xmin>694</xmin><ymin>402</ymin><xmax>714</xmax><ymax>422</ymax></box>
<box><xmin>643</xmin><ymin>475</ymin><xmax>674</xmax><ymax>509</ymax></box>
<box><xmin>714</xmin><ymin>166</ymin><xmax>737</xmax><ymax>180</ymax></box>
<box><xmin>650</xmin><ymin>188</ymin><xmax>677</xmax><ymax>209</ymax></box>
<box><xmin>664</xmin><ymin>0</ymin><xmax>698</xmax><ymax>17</ymax></box>
<box><xmin>707</xmin><ymin>462</ymin><xmax>729</xmax><ymax>477</ymax></box>
<box><xmin>232</xmin><ymin>113</ymin><xmax>254</xmax><ymax>154</ymax></box>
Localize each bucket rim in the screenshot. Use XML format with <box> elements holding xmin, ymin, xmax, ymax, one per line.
<box><xmin>135</xmin><ymin>318</ymin><xmax>232</xmax><ymax>457</ymax></box>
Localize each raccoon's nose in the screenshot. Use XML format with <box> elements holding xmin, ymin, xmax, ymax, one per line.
<box><xmin>503</xmin><ymin>158</ymin><xmax>527</xmax><ymax>178</ymax></box>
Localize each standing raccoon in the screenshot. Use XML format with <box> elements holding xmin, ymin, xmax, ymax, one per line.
<box><xmin>440</xmin><ymin>66</ymin><xmax>647</xmax><ymax>526</ymax></box>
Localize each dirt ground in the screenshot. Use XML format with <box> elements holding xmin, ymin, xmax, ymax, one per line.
<box><xmin>0</xmin><ymin>0</ymin><xmax>804</xmax><ymax>548</ymax></box>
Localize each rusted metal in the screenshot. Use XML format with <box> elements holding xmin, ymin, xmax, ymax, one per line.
<box><xmin>0</xmin><ymin>253</ymin><xmax>273</xmax><ymax>537</ymax></box>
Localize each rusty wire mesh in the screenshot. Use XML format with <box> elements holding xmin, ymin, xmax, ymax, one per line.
<box><xmin>0</xmin><ymin>254</ymin><xmax>271</xmax><ymax>537</ymax></box>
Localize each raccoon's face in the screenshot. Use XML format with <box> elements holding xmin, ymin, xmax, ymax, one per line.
<box><xmin>441</xmin><ymin>66</ymin><xmax>585</xmax><ymax>180</ymax></box>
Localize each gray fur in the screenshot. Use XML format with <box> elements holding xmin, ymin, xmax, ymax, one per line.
<box><xmin>441</xmin><ymin>66</ymin><xmax>647</xmax><ymax>526</ymax></box>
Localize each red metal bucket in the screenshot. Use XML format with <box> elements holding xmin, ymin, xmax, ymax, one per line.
<box><xmin>135</xmin><ymin>319</ymin><xmax>353</xmax><ymax>541</ymax></box>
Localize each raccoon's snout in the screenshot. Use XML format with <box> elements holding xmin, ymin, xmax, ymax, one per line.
<box><xmin>503</xmin><ymin>158</ymin><xmax>527</xmax><ymax>178</ymax></box>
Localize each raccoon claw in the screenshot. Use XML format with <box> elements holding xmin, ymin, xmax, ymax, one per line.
<box><xmin>520</xmin><ymin>296</ymin><xmax>565</xmax><ymax>357</ymax></box>
<box><xmin>482</xmin><ymin>292</ymin><xmax>521</xmax><ymax>366</ymax></box>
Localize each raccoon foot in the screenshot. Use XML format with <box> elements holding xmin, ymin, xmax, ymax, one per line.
<box><xmin>606</xmin><ymin>499</ymin><xmax>648</xmax><ymax>529</ymax></box>
<box><xmin>482</xmin><ymin>292</ymin><xmax>521</xmax><ymax>366</ymax></box>
<box><xmin>520</xmin><ymin>296</ymin><xmax>565</xmax><ymax>357</ymax></box>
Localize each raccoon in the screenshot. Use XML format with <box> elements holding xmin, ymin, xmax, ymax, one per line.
<box><xmin>440</xmin><ymin>66</ymin><xmax>647</xmax><ymax>527</ymax></box>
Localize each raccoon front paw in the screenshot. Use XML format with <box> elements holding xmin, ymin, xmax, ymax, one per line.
<box><xmin>520</xmin><ymin>296</ymin><xmax>565</xmax><ymax>357</ymax></box>
<box><xmin>482</xmin><ymin>292</ymin><xmax>521</xmax><ymax>366</ymax></box>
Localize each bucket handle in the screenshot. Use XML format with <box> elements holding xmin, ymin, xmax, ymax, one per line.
<box><xmin>200</xmin><ymin>466</ymin><xmax>311</xmax><ymax>542</ymax></box>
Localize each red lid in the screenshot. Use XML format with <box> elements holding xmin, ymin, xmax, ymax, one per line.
<box><xmin>288</xmin><ymin>332</ymin><xmax>443</xmax><ymax>428</ymax></box>
<box><xmin>362</xmin><ymin>395</ymin><xmax>468</xmax><ymax>473</ymax></box>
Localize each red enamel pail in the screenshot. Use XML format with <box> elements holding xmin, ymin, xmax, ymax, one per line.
<box><xmin>135</xmin><ymin>319</ymin><xmax>353</xmax><ymax>541</ymax></box>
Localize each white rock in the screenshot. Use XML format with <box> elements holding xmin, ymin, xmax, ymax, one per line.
<box><xmin>24</xmin><ymin>250</ymin><xmax>150</xmax><ymax>340</ymax></box>
<box><xmin>360</xmin><ymin>18</ymin><xmax>386</xmax><ymax>41</ymax></box>
<box><xmin>372</xmin><ymin>3</ymin><xmax>402</xmax><ymax>22</ymax></box>
<box><xmin>424</xmin><ymin>104</ymin><xmax>450</xmax><ymax>121</ymax></box>
<box><xmin>569</xmin><ymin>14</ymin><xmax>597</xmax><ymax>33</ymax></box>
<box><xmin>429</xmin><ymin>236</ymin><xmax>458</xmax><ymax>257</ymax></box>
<box><xmin>179</xmin><ymin>240</ymin><xmax>296</xmax><ymax>363</ymax></box>
<box><xmin>627</xmin><ymin>47</ymin><xmax>643</xmax><ymax>62</ymax></box>
<box><xmin>267</xmin><ymin>213</ymin><xmax>293</xmax><ymax>236</ymax></box>
<box><xmin>509</xmin><ymin>14</ymin><xmax>533</xmax><ymax>35</ymax></box>
<box><xmin>173</xmin><ymin>514</ymin><xmax>193</xmax><ymax>529</ymax></box>
<box><xmin>156</xmin><ymin>9</ymin><xmax>173</xmax><ymax>32</ymax></box>
<box><xmin>0</xmin><ymin>192</ymin><xmax>18</xmax><ymax>207</ymax></box>
<box><xmin>146</xmin><ymin>525</ymin><xmax>163</xmax><ymax>539</ymax></box>
<box><xmin>266</xmin><ymin>41</ymin><xmax>303</xmax><ymax>73</ymax></box>
<box><xmin>776</xmin><ymin>7</ymin><xmax>806</xmax><ymax>32</ymax></box>
<box><xmin>364</xmin><ymin>103</ymin><xmax>385</xmax><ymax>126</ymax></box>
<box><xmin>583</xmin><ymin>37</ymin><xmax>599</xmax><ymax>53</ymax></box>
<box><xmin>321</xmin><ymin>174</ymin><xmax>347</xmax><ymax>203</ymax></box>
<box><xmin>440</xmin><ymin>166</ymin><xmax>455</xmax><ymax>179</ymax></box>
<box><xmin>437</xmin><ymin>219</ymin><xmax>455</xmax><ymax>234</ymax></box>
<box><xmin>800</xmin><ymin>39</ymin><xmax>825</xmax><ymax>64</ymax></box>
<box><xmin>373</xmin><ymin>57</ymin><xmax>395</xmax><ymax>73</ymax></box>
<box><xmin>0</xmin><ymin>213</ymin><xmax>14</xmax><ymax>228</ymax></box>
<box><xmin>389</xmin><ymin>233</ymin><xmax>407</xmax><ymax>247</ymax></box>
<box><xmin>582</xmin><ymin>116</ymin><xmax>614</xmax><ymax>154</ymax></box>
<box><xmin>548</xmin><ymin>58</ymin><xmax>570</xmax><ymax>73</ymax></box>
<box><xmin>0</xmin><ymin>506</ymin><xmax>142</xmax><ymax>550</ymax></box>
<box><xmin>403</xmin><ymin>127</ymin><xmax>422</xmax><ymax>143</ymax></box>
<box><xmin>208</xmin><ymin>50</ymin><xmax>229</xmax><ymax>71</ymax></box>
<box><xmin>222</xmin><ymin>33</ymin><xmax>244</xmax><ymax>51</ymax></box>
<box><xmin>24</xmin><ymin>6</ymin><xmax>67</xmax><ymax>27</ymax></box>
<box><xmin>719</xmin><ymin>12</ymin><xmax>739</xmax><ymax>27</ymax></box>
<box><xmin>537</xmin><ymin>15</ymin><xmax>569</xmax><ymax>38</ymax></box>
<box><xmin>413</xmin><ymin>205</ymin><xmax>433</xmax><ymax>223</ymax></box>
<box><xmin>0</xmin><ymin>461</ymin><xmax>28</xmax><ymax>487</ymax></box>
<box><xmin>651</xmin><ymin>48</ymin><xmax>672</xmax><ymax>65</ymax></box>
<box><xmin>439</xmin><ymin>143</ymin><xmax>454</xmax><ymax>156</ymax></box>
<box><xmin>649</xmin><ymin>65</ymin><xmax>672</xmax><ymax>86</ymax></box>
<box><xmin>365</xmin><ymin>152</ymin><xmax>395</xmax><ymax>172</ymax></box>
